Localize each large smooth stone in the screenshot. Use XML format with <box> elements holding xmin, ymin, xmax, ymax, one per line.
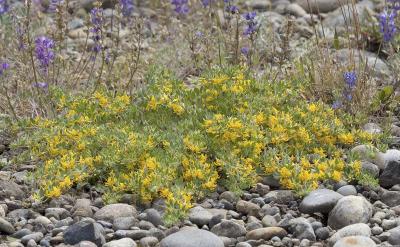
<box><xmin>160</xmin><ymin>228</ymin><xmax>224</xmax><ymax>247</ymax></box>
<box><xmin>328</xmin><ymin>223</ymin><xmax>371</xmax><ymax>246</ymax></box>
<box><xmin>246</xmin><ymin>227</ymin><xmax>287</xmax><ymax>240</ymax></box>
<box><xmin>94</xmin><ymin>204</ymin><xmax>137</xmax><ymax>222</ymax></box>
<box><xmin>328</xmin><ymin>196</ymin><xmax>372</xmax><ymax>230</ymax></box>
<box><xmin>299</xmin><ymin>189</ymin><xmax>343</xmax><ymax>214</ymax></box>
<box><xmin>333</xmin><ymin>236</ymin><xmax>376</xmax><ymax>247</ymax></box>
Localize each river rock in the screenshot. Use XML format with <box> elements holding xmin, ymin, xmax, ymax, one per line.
<box><xmin>160</xmin><ymin>228</ymin><xmax>224</xmax><ymax>247</ymax></box>
<box><xmin>63</xmin><ymin>221</ymin><xmax>105</xmax><ymax>246</ymax></box>
<box><xmin>300</xmin><ymin>189</ymin><xmax>343</xmax><ymax>214</ymax></box>
<box><xmin>246</xmin><ymin>227</ymin><xmax>287</xmax><ymax>240</ymax></box>
<box><xmin>333</xmin><ymin>236</ymin><xmax>376</xmax><ymax>247</ymax></box>
<box><xmin>328</xmin><ymin>196</ymin><xmax>372</xmax><ymax>230</ymax></box>
<box><xmin>94</xmin><ymin>204</ymin><xmax>137</xmax><ymax>222</ymax></box>
<box><xmin>211</xmin><ymin>220</ymin><xmax>246</xmax><ymax>238</ymax></box>
<box><xmin>103</xmin><ymin>238</ymin><xmax>137</xmax><ymax>247</ymax></box>
<box><xmin>328</xmin><ymin>223</ymin><xmax>371</xmax><ymax>246</ymax></box>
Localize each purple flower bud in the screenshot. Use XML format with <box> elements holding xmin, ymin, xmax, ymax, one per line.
<box><xmin>379</xmin><ymin>9</ymin><xmax>397</xmax><ymax>42</ymax></box>
<box><xmin>33</xmin><ymin>82</ymin><xmax>49</xmax><ymax>88</ymax></box>
<box><xmin>201</xmin><ymin>0</ymin><xmax>212</xmax><ymax>7</ymax></box>
<box><xmin>226</xmin><ymin>5</ymin><xmax>238</xmax><ymax>14</ymax></box>
<box><xmin>243</xmin><ymin>12</ymin><xmax>258</xmax><ymax>36</ymax></box>
<box><xmin>243</xmin><ymin>11</ymin><xmax>256</xmax><ymax>21</ymax></box>
<box><xmin>48</xmin><ymin>0</ymin><xmax>63</xmax><ymax>13</ymax></box>
<box><xmin>388</xmin><ymin>0</ymin><xmax>400</xmax><ymax>11</ymax></box>
<box><xmin>195</xmin><ymin>31</ymin><xmax>203</xmax><ymax>38</ymax></box>
<box><xmin>90</xmin><ymin>7</ymin><xmax>103</xmax><ymax>53</ymax></box>
<box><xmin>0</xmin><ymin>0</ymin><xmax>9</xmax><ymax>15</ymax></box>
<box><xmin>241</xmin><ymin>46</ymin><xmax>250</xmax><ymax>56</ymax></box>
<box><xmin>35</xmin><ymin>36</ymin><xmax>55</xmax><ymax>73</ymax></box>
<box><xmin>332</xmin><ymin>100</ymin><xmax>342</xmax><ymax>109</ymax></box>
<box><xmin>343</xmin><ymin>71</ymin><xmax>357</xmax><ymax>89</ymax></box>
<box><xmin>171</xmin><ymin>0</ymin><xmax>189</xmax><ymax>14</ymax></box>
<box><xmin>0</xmin><ymin>62</ymin><xmax>10</xmax><ymax>76</ymax></box>
<box><xmin>120</xmin><ymin>0</ymin><xmax>134</xmax><ymax>17</ymax></box>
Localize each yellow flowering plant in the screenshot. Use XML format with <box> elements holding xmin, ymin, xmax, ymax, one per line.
<box><xmin>13</xmin><ymin>67</ymin><xmax>382</xmax><ymax>223</ymax></box>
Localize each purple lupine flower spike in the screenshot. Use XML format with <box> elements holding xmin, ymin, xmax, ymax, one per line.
<box><xmin>0</xmin><ymin>62</ymin><xmax>10</xmax><ymax>76</ymax></box>
<box><xmin>343</xmin><ymin>71</ymin><xmax>357</xmax><ymax>89</ymax></box>
<box><xmin>120</xmin><ymin>0</ymin><xmax>134</xmax><ymax>17</ymax></box>
<box><xmin>0</xmin><ymin>0</ymin><xmax>9</xmax><ymax>15</ymax></box>
<box><xmin>90</xmin><ymin>7</ymin><xmax>103</xmax><ymax>53</ymax></box>
<box><xmin>35</xmin><ymin>36</ymin><xmax>55</xmax><ymax>73</ymax></box>
<box><xmin>243</xmin><ymin>12</ymin><xmax>258</xmax><ymax>36</ymax></box>
<box><xmin>379</xmin><ymin>9</ymin><xmax>397</xmax><ymax>42</ymax></box>
<box><xmin>171</xmin><ymin>0</ymin><xmax>189</xmax><ymax>14</ymax></box>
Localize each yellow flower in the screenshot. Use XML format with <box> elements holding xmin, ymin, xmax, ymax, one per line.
<box><xmin>279</xmin><ymin>167</ymin><xmax>292</xmax><ymax>178</ymax></box>
<box><xmin>59</xmin><ymin>176</ymin><xmax>73</xmax><ymax>188</ymax></box>
<box><xmin>146</xmin><ymin>96</ymin><xmax>158</xmax><ymax>110</ymax></box>
<box><xmin>338</xmin><ymin>133</ymin><xmax>355</xmax><ymax>145</ymax></box>
<box><xmin>254</xmin><ymin>112</ymin><xmax>266</xmax><ymax>125</ymax></box>
<box><xmin>94</xmin><ymin>92</ymin><xmax>108</xmax><ymax>107</ymax></box>
<box><xmin>298</xmin><ymin>169</ymin><xmax>312</xmax><ymax>182</ymax></box>
<box><xmin>183</xmin><ymin>137</ymin><xmax>204</xmax><ymax>153</ymax></box>
<box><xmin>160</xmin><ymin>188</ymin><xmax>174</xmax><ymax>200</ymax></box>
<box><xmin>47</xmin><ymin>187</ymin><xmax>61</xmax><ymax>198</ymax></box>
<box><xmin>227</xmin><ymin>119</ymin><xmax>242</xmax><ymax>130</ymax></box>
<box><xmin>168</xmin><ymin>102</ymin><xmax>185</xmax><ymax>115</ymax></box>
<box><xmin>211</xmin><ymin>75</ymin><xmax>229</xmax><ymax>84</ymax></box>
<box><xmin>332</xmin><ymin>171</ymin><xmax>342</xmax><ymax>181</ymax></box>
<box><xmin>116</xmin><ymin>95</ymin><xmax>130</xmax><ymax>105</ymax></box>
<box><xmin>214</xmin><ymin>114</ymin><xmax>224</xmax><ymax>121</ymax></box>
<box><xmin>77</xmin><ymin>142</ymin><xmax>86</xmax><ymax>151</ymax></box>
<box><xmin>105</xmin><ymin>175</ymin><xmax>116</xmax><ymax>187</ymax></box>
<box><xmin>313</xmin><ymin>148</ymin><xmax>326</xmax><ymax>157</ymax></box>
<box><xmin>308</xmin><ymin>103</ymin><xmax>318</xmax><ymax>112</ymax></box>
<box><xmin>143</xmin><ymin>157</ymin><xmax>158</xmax><ymax>170</ymax></box>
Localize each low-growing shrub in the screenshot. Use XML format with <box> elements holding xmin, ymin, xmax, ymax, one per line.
<box><xmin>14</xmin><ymin>67</ymin><xmax>380</xmax><ymax>224</ymax></box>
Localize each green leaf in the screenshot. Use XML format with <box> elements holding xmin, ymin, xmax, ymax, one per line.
<box><xmin>333</xmin><ymin>28</ymin><xmax>340</xmax><ymax>50</ymax></box>
<box><xmin>378</xmin><ymin>85</ymin><xmax>394</xmax><ymax>103</ymax></box>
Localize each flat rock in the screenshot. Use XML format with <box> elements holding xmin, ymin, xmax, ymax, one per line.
<box><xmin>264</xmin><ymin>190</ymin><xmax>295</xmax><ymax>204</ymax></box>
<box><xmin>103</xmin><ymin>238</ymin><xmax>137</xmax><ymax>247</ymax></box>
<box><xmin>380</xmin><ymin>160</ymin><xmax>400</xmax><ymax>188</ymax></box>
<box><xmin>189</xmin><ymin>206</ymin><xmax>213</xmax><ymax>227</ymax></box>
<box><xmin>236</xmin><ymin>200</ymin><xmax>260</xmax><ymax>216</ymax></box>
<box><xmin>0</xmin><ymin>217</ymin><xmax>15</xmax><ymax>234</ymax></box>
<box><xmin>381</xmin><ymin>190</ymin><xmax>400</xmax><ymax>207</ymax></box>
<box><xmin>376</xmin><ymin>149</ymin><xmax>400</xmax><ymax>170</ymax></box>
<box><xmin>328</xmin><ymin>223</ymin><xmax>371</xmax><ymax>246</ymax></box>
<box><xmin>113</xmin><ymin>216</ymin><xmax>138</xmax><ymax>230</ymax></box>
<box><xmin>94</xmin><ymin>204</ymin><xmax>137</xmax><ymax>222</ymax></box>
<box><xmin>388</xmin><ymin>226</ymin><xmax>400</xmax><ymax>245</ymax></box>
<box><xmin>160</xmin><ymin>228</ymin><xmax>224</xmax><ymax>247</ymax></box>
<box><xmin>211</xmin><ymin>220</ymin><xmax>246</xmax><ymax>238</ymax></box>
<box><xmin>328</xmin><ymin>196</ymin><xmax>372</xmax><ymax>230</ymax></box>
<box><xmin>0</xmin><ymin>180</ymin><xmax>24</xmax><ymax>200</ymax></box>
<box><xmin>21</xmin><ymin>232</ymin><xmax>44</xmax><ymax>245</ymax></box>
<box><xmin>361</xmin><ymin>161</ymin><xmax>379</xmax><ymax>178</ymax></box>
<box><xmin>332</xmin><ymin>49</ymin><xmax>390</xmax><ymax>83</ymax></box>
<box><xmin>337</xmin><ymin>185</ymin><xmax>357</xmax><ymax>196</ymax></box>
<box><xmin>246</xmin><ymin>227</ymin><xmax>287</xmax><ymax>240</ymax></box>
<box><xmin>142</xmin><ymin>208</ymin><xmax>163</xmax><ymax>226</ymax></box>
<box><xmin>63</xmin><ymin>221</ymin><xmax>105</xmax><ymax>246</ymax></box>
<box><xmin>333</xmin><ymin>236</ymin><xmax>376</xmax><ymax>247</ymax></box>
<box><xmin>72</xmin><ymin>199</ymin><xmax>93</xmax><ymax>218</ymax></box>
<box><xmin>296</xmin><ymin>0</ymin><xmax>344</xmax><ymax>13</ymax></box>
<box><xmin>289</xmin><ymin>217</ymin><xmax>316</xmax><ymax>241</ymax></box>
<box><xmin>299</xmin><ymin>189</ymin><xmax>343</xmax><ymax>214</ymax></box>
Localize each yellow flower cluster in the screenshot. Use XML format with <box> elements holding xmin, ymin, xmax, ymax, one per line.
<box><xmin>16</xmin><ymin>68</ymin><xmax>381</xmax><ymax>223</ymax></box>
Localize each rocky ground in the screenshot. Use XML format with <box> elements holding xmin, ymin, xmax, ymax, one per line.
<box><xmin>1</xmin><ymin>0</ymin><xmax>400</xmax><ymax>246</ymax></box>
<box><xmin>1</xmin><ymin>121</ymin><xmax>400</xmax><ymax>246</ymax></box>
